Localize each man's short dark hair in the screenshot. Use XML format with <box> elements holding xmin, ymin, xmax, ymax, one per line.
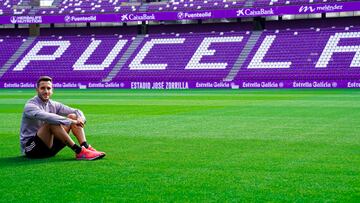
<box><xmin>37</xmin><ymin>76</ymin><xmax>52</xmax><ymax>88</ymax></box>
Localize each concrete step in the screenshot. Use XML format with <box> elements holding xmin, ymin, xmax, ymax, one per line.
<box><xmin>223</xmin><ymin>31</ymin><xmax>262</xmax><ymax>82</ymax></box>
<box><xmin>102</xmin><ymin>35</ymin><xmax>145</xmax><ymax>82</ymax></box>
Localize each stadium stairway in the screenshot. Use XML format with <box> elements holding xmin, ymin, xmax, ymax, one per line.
<box><xmin>29</xmin><ymin>0</ymin><xmax>61</xmax><ymax>15</ymax></box>
<box><xmin>19</xmin><ymin>0</ymin><xmax>31</xmax><ymax>6</ymax></box>
<box><xmin>244</xmin><ymin>0</ymin><xmax>256</xmax><ymax>7</ymax></box>
<box><xmin>139</xmin><ymin>3</ymin><xmax>148</xmax><ymax>12</ymax></box>
<box><xmin>224</xmin><ymin>30</ymin><xmax>262</xmax><ymax>82</ymax></box>
<box><xmin>28</xmin><ymin>7</ymin><xmax>38</xmax><ymax>15</ymax></box>
<box><xmin>52</xmin><ymin>0</ymin><xmax>63</xmax><ymax>7</ymax></box>
<box><xmin>0</xmin><ymin>36</ymin><xmax>36</xmax><ymax>79</ymax></box>
<box><xmin>102</xmin><ymin>35</ymin><xmax>145</xmax><ymax>82</ymax></box>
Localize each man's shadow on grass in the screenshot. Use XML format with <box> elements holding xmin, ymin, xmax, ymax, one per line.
<box><xmin>0</xmin><ymin>156</ymin><xmax>75</xmax><ymax>168</ymax></box>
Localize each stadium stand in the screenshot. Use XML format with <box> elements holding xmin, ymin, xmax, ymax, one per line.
<box><xmin>146</xmin><ymin>0</ymin><xmax>246</xmax><ymax>12</ymax></box>
<box><xmin>0</xmin><ymin>36</ymin><xmax>27</xmax><ymax>69</ymax></box>
<box><xmin>0</xmin><ymin>0</ymin><xmax>357</xmax><ymax>16</ymax></box>
<box><xmin>146</xmin><ymin>0</ymin><xmax>356</xmax><ymax>12</ymax></box>
<box><xmin>1</xmin><ymin>32</ymin><xmax>135</xmax><ymax>83</ymax></box>
<box><xmin>235</xmin><ymin>28</ymin><xmax>360</xmax><ymax>82</ymax></box>
<box><xmin>36</xmin><ymin>0</ymin><xmax>140</xmax><ymax>15</ymax></box>
<box><xmin>232</xmin><ymin>17</ymin><xmax>360</xmax><ymax>82</ymax></box>
<box><xmin>112</xmin><ymin>30</ymin><xmax>251</xmax><ymax>82</ymax></box>
<box><xmin>0</xmin><ymin>27</ymin><xmax>251</xmax><ymax>83</ymax></box>
<box><xmin>0</xmin><ymin>0</ymin><xmax>31</xmax><ymax>15</ymax></box>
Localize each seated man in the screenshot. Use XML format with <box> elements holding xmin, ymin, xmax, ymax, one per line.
<box><xmin>20</xmin><ymin>76</ymin><xmax>105</xmax><ymax>160</ymax></box>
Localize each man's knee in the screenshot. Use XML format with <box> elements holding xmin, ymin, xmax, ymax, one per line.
<box><xmin>67</xmin><ymin>113</ymin><xmax>77</xmax><ymax>120</ymax></box>
<box><xmin>41</xmin><ymin>123</ymin><xmax>60</xmax><ymax>131</ymax></box>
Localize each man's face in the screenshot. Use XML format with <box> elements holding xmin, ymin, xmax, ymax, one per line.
<box><xmin>36</xmin><ymin>81</ymin><xmax>53</xmax><ymax>102</ymax></box>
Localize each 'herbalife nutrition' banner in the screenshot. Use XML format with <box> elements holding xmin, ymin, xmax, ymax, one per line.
<box><xmin>0</xmin><ymin>1</ymin><xmax>359</xmax><ymax>24</ymax></box>
<box><xmin>1</xmin><ymin>80</ymin><xmax>360</xmax><ymax>89</ymax></box>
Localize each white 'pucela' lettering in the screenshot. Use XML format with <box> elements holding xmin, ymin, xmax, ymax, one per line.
<box><xmin>14</xmin><ymin>41</ymin><xmax>70</xmax><ymax>71</ymax></box>
<box><xmin>316</xmin><ymin>32</ymin><xmax>360</xmax><ymax>68</ymax></box>
<box><xmin>73</xmin><ymin>39</ymin><xmax>128</xmax><ymax>71</ymax></box>
<box><xmin>248</xmin><ymin>35</ymin><xmax>292</xmax><ymax>69</ymax></box>
<box><xmin>129</xmin><ymin>38</ymin><xmax>185</xmax><ymax>70</ymax></box>
<box><xmin>186</xmin><ymin>36</ymin><xmax>243</xmax><ymax>69</ymax></box>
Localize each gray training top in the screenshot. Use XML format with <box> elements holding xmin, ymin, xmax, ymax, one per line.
<box><xmin>19</xmin><ymin>96</ymin><xmax>86</xmax><ymax>154</ymax></box>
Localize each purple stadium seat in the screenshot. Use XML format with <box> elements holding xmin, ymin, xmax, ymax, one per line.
<box><xmin>0</xmin><ymin>0</ymin><xmax>31</xmax><ymax>15</ymax></box>
<box><xmin>114</xmin><ymin>31</ymin><xmax>251</xmax><ymax>82</ymax></box>
<box><xmin>0</xmin><ymin>36</ymin><xmax>26</xmax><ymax>68</ymax></box>
<box><xmin>1</xmin><ymin>33</ymin><xmax>134</xmax><ymax>83</ymax></box>
<box><xmin>235</xmin><ymin>25</ymin><xmax>360</xmax><ymax>82</ymax></box>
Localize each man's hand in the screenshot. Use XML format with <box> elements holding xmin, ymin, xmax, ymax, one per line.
<box><xmin>70</xmin><ymin>118</ymin><xmax>85</xmax><ymax>128</ymax></box>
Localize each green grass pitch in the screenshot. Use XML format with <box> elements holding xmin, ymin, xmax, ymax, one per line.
<box><xmin>0</xmin><ymin>89</ymin><xmax>359</xmax><ymax>202</ymax></box>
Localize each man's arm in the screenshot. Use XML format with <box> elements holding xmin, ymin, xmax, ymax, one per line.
<box><xmin>24</xmin><ymin>102</ymin><xmax>73</xmax><ymax>126</ymax></box>
<box><xmin>55</xmin><ymin>101</ymin><xmax>86</xmax><ymax>123</ymax></box>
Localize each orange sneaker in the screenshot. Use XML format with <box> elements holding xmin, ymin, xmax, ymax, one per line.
<box><xmin>87</xmin><ymin>145</ymin><xmax>106</xmax><ymax>156</ymax></box>
<box><xmin>76</xmin><ymin>146</ymin><xmax>105</xmax><ymax>160</ymax></box>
